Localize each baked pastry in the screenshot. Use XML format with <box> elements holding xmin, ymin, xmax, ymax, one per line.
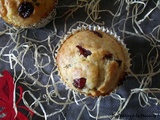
<box><xmin>0</xmin><ymin>0</ymin><xmax>57</xmax><ymax>28</ymax></box>
<box><xmin>56</xmin><ymin>26</ymin><xmax>131</xmax><ymax>97</ymax></box>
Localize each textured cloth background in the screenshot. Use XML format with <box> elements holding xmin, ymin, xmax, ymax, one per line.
<box><xmin>0</xmin><ymin>0</ymin><xmax>160</xmax><ymax>120</ymax></box>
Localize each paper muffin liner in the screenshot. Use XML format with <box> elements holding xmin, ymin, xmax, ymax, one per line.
<box><xmin>27</xmin><ymin>8</ymin><xmax>57</xmax><ymax>29</ymax></box>
<box><xmin>55</xmin><ymin>25</ymin><xmax>132</xmax><ymax>97</ymax></box>
<box><xmin>23</xmin><ymin>4</ymin><xmax>57</xmax><ymax>29</ymax></box>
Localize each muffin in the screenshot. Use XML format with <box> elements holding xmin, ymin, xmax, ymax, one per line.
<box><xmin>56</xmin><ymin>25</ymin><xmax>131</xmax><ymax>97</ymax></box>
<box><xmin>0</xmin><ymin>0</ymin><xmax>57</xmax><ymax>28</ymax></box>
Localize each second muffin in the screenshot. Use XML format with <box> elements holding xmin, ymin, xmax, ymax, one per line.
<box><xmin>0</xmin><ymin>0</ymin><xmax>57</xmax><ymax>28</ymax></box>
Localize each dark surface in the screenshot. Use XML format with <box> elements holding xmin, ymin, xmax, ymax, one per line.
<box><xmin>0</xmin><ymin>0</ymin><xmax>160</xmax><ymax>120</ymax></box>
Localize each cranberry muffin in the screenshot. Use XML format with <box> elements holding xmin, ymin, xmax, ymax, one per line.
<box><xmin>0</xmin><ymin>0</ymin><xmax>57</xmax><ymax>28</ymax></box>
<box><xmin>56</xmin><ymin>26</ymin><xmax>131</xmax><ymax>97</ymax></box>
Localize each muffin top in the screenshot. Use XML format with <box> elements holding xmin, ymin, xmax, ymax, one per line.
<box><xmin>0</xmin><ymin>0</ymin><xmax>57</xmax><ymax>28</ymax></box>
<box><xmin>56</xmin><ymin>29</ymin><xmax>129</xmax><ymax>97</ymax></box>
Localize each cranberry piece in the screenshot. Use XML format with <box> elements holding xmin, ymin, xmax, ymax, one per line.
<box><xmin>18</xmin><ymin>2</ymin><xmax>34</xmax><ymax>18</ymax></box>
<box><xmin>115</xmin><ymin>60</ymin><xmax>122</xmax><ymax>67</ymax></box>
<box><xmin>104</xmin><ymin>53</ymin><xmax>113</xmax><ymax>60</ymax></box>
<box><xmin>76</xmin><ymin>45</ymin><xmax>92</xmax><ymax>57</ymax></box>
<box><xmin>92</xmin><ymin>31</ymin><xmax>103</xmax><ymax>38</ymax></box>
<box><xmin>73</xmin><ymin>78</ymin><xmax>86</xmax><ymax>89</ymax></box>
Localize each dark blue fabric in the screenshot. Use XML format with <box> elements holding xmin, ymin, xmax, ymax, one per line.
<box><xmin>0</xmin><ymin>0</ymin><xmax>160</xmax><ymax>120</ymax></box>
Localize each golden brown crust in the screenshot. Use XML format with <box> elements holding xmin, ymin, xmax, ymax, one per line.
<box><xmin>57</xmin><ymin>30</ymin><xmax>127</xmax><ymax>97</ymax></box>
<box><xmin>0</xmin><ymin>0</ymin><xmax>57</xmax><ymax>28</ymax></box>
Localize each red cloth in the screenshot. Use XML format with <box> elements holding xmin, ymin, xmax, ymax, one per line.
<box><xmin>0</xmin><ymin>71</ymin><xmax>34</xmax><ymax>120</ymax></box>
